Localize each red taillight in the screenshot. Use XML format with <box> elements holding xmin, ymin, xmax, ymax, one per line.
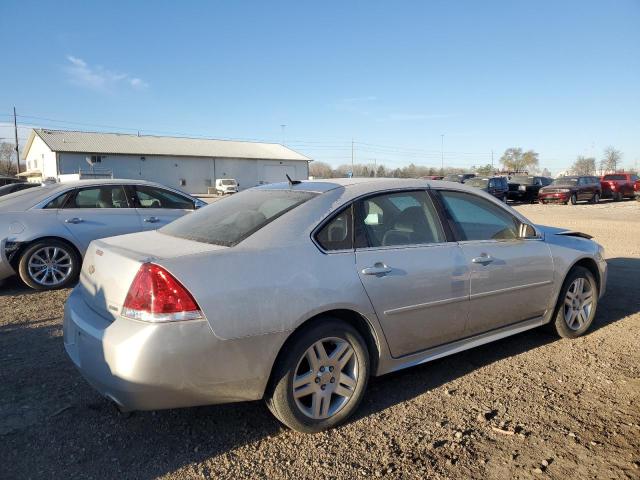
<box><xmin>122</xmin><ymin>263</ymin><xmax>203</xmax><ymax>322</ymax></box>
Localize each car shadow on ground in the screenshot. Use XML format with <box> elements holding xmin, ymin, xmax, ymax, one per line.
<box><xmin>1</xmin><ymin>257</ymin><xmax>638</xmax><ymax>479</ymax></box>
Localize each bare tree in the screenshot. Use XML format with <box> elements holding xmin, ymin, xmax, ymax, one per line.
<box><xmin>0</xmin><ymin>142</ymin><xmax>18</xmax><ymax>177</ymax></box>
<box><xmin>600</xmin><ymin>146</ymin><xmax>622</xmax><ymax>174</ymax></box>
<box><xmin>473</xmin><ymin>164</ymin><xmax>494</xmax><ymax>176</ymax></box>
<box><xmin>308</xmin><ymin>161</ymin><xmax>333</xmax><ymax>179</ymax></box>
<box><xmin>499</xmin><ymin>148</ymin><xmax>539</xmax><ymax>172</ymax></box>
<box><xmin>570</xmin><ymin>156</ymin><xmax>596</xmax><ymax>175</ymax></box>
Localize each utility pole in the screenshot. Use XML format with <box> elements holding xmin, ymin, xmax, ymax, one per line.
<box><xmin>351</xmin><ymin>139</ymin><xmax>354</xmax><ymax>172</ymax></box>
<box><xmin>280</xmin><ymin>124</ymin><xmax>286</xmax><ymax>145</ymax></box>
<box><xmin>440</xmin><ymin>134</ymin><xmax>444</xmax><ymax>172</ymax></box>
<box><xmin>491</xmin><ymin>149</ymin><xmax>494</xmax><ymax>171</ymax></box>
<box><xmin>13</xmin><ymin>107</ymin><xmax>21</xmax><ymax>174</ymax></box>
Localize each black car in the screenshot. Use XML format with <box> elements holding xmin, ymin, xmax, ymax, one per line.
<box><xmin>0</xmin><ymin>182</ymin><xmax>40</xmax><ymax>197</ymax></box>
<box><xmin>465</xmin><ymin>176</ymin><xmax>509</xmax><ymax>202</ymax></box>
<box><xmin>507</xmin><ymin>176</ymin><xmax>553</xmax><ymax>203</ymax></box>
<box><xmin>443</xmin><ymin>173</ymin><xmax>476</xmax><ymax>183</ymax></box>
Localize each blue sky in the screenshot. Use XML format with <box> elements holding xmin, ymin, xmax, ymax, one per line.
<box><xmin>1</xmin><ymin>0</ymin><xmax>638</xmax><ymax>174</ymax></box>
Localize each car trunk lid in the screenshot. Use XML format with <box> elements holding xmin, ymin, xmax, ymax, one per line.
<box><xmin>78</xmin><ymin>230</ymin><xmax>226</xmax><ymax>321</ymax></box>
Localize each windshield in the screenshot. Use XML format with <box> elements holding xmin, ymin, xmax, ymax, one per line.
<box><xmin>603</xmin><ymin>174</ymin><xmax>626</xmax><ymax>181</ymax></box>
<box><xmin>161</xmin><ymin>189</ymin><xmax>316</xmax><ymax>246</ymax></box>
<box><xmin>511</xmin><ymin>176</ymin><xmax>535</xmax><ymax>185</ymax></box>
<box><xmin>220</xmin><ymin>179</ymin><xmax>236</xmax><ymax>185</ymax></box>
<box><xmin>465</xmin><ymin>178</ymin><xmax>489</xmax><ymax>188</ymax></box>
<box><xmin>552</xmin><ymin>177</ymin><xmax>578</xmax><ymax>186</ymax></box>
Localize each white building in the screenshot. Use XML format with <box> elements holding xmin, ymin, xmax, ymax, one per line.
<box><xmin>20</xmin><ymin>129</ymin><xmax>311</xmax><ymax>194</ymax></box>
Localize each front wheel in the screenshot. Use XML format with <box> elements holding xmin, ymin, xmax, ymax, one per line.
<box><xmin>550</xmin><ymin>266</ymin><xmax>598</xmax><ymax>339</ymax></box>
<box><xmin>570</xmin><ymin>194</ymin><xmax>578</xmax><ymax>205</ymax></box>
<box><xmin>591</xmin><ymin>193</ymin><xmax>600</xmax><ymax>204</ymax></box>
<box><xmin>18</xmin><ymin>240</ymin><xmax>80</xmax><ymax>290</ymax></box>
<box><xmin>265</xmin><ymin>319</ymin><xmax>370</xmax><ymax>433</ymax></box>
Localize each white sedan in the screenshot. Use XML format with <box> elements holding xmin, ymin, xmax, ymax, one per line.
<box><xmin>0</xmin><ymin>179</ymin><xmax>205</xmax><ymax>289</ymax></box>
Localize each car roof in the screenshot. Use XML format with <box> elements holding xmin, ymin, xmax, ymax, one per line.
<box><xmin>256</xmin><ymin>177</ymin><xmax>437</xmax><ymax>193</ymax></box>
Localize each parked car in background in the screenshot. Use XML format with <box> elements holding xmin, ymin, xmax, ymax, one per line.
<box><xmin>64</xmin><ymin>178</ymin><xmax>606</xmax><ymax>433</ymax></box>
<box><xmin>443</xmin><ymin>173</ymin><xmax>476</xmax><ymax>183</ymax></box>
<box><xmin>507</xmin><ymin>176</ymin><xmax>553</xmax><ymax>203</ymax></box>
<box><xmin>538</xmin><ymin>176</ymin><xmax>601</xmax><ymax>205</ymax></box>
<box><xmin>600</xmin><ymin>173</ymin><xmax>638</xmax><ymax>201</ymax></box>
<box><xmin>215</xmin><ymin>178</ymin><xmax>239</xmax><ymax>194</ymax></box>
<box><xmin>465</xmin><ymin>176</ymin><xmax>508</xmax><ymax>202</ymax></box>
<box><xmin>0</xmin><ymin>182</ymin><xmax>40</xmax><ymax>197</ymax></box>
<box><xmin>0</xmin><ymin>179</ymin><xmax>206</xmax><ymax>290</ymax></box>
<box><xmin>420</xmin><ymin>175</ymin><xmax>444</xmax><ymax>180</ymax></box>
<box><xmin>0</xmin><ymin>176</ymin><xmax>25</xmax><ymax>187</ymax></box>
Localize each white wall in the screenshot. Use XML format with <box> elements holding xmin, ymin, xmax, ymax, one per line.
<box><xmin>23</xmin><ymin>135</ymin><xmax>57</xmax><ymax>180</ymax></box>
<box><xmin>55</xmin><ymin>153</ymin><xmax>309</xmax><ymax>193</ymax></box>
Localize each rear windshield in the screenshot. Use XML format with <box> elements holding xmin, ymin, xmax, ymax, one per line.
<box><xmin>465</xmin><ymin>178</ymin><xmax>489</xmax><ymax>187</ymax></box>
<box><xmin>603</xmin><ymin>174</ymin><xmax>626</xmax><ymax>180</ymax></box>
<box><xmin>220</xmin><ymin>179</ymin><xmax>236</xmax><ymax>185</ymax></box>
<box><xmin>552</xmin><ymin>177</ymin><xmax>578</xmax><ymax>186</ymax></box>
<box><xmin>511</xmin><ymin>176</ymin><xmax>535</xmax><ymax>185</ymax></box>
<box><xmin>160</xmin><ymin>189</ymin><xmax>316</xmax><ymax>246</ymax></box>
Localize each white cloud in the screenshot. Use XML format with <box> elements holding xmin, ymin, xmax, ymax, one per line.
<box><xmin>64</xmin><ymin>55</ymin><xmax>148</xmax><ymax>92</ymax></box>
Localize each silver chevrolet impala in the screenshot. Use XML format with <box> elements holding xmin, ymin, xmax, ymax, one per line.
<box><xmin>63</xmin><ymin>178</ymin><xmax>607</xmax><ymax>432</ymax></box>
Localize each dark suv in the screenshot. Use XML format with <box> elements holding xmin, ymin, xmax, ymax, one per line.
<box><xmin>538</xmin><ymin>176</ymin><xmax>601</xmax><ymax>205</ymax></box>
<box><xmin>465</xmin><ymin>176</ymin><xmax>509</xmax><ymax>202</ymax></box>
<box><xmin>443</xmin><ymin>173</ymin><xmax>476</xmax><ymax>183</ymax></box>
<box><xmin>507</xmin><ymin>175</ymin><xmax>552</xmax><ymax>203</ymax></box>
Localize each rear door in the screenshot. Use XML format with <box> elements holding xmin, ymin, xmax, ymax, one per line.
<box><xmin>353</xmin><ymin>190</ymin><xmax>469</xmax><ymax>357</ymax></box>
<box><xmin>57</xmin><ymin>185</ymin><xmax>142</xmax><ymax>252</ymax></box>
<box><xmin>132</xmin><ymin>184</ymin><xmax>196</xmax><ymax>230</ymax></box>
<box><xmin>434</xmin><ymin>189</ymin><xmax>554</xmax><ymax>336</ymax></box>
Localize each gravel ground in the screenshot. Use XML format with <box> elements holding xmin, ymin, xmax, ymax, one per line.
<box><xmin>1</xmin><ymin>200</ymin><xmax>639</xmax><ymax>479</ymax></box>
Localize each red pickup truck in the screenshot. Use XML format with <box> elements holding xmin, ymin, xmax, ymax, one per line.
<box><xmin>600</xmin><ymin>173</ymin><xmax>639</xmax><ymax>201</ymax></box>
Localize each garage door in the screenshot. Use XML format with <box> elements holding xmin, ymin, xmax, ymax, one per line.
<box><xmin>263</xmin><ymin>165</ymin><xmax>297</xmax><ymax>184</ymax></box>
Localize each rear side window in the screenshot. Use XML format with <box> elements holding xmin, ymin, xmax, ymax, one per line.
<box><xmin>44</xmin><ymin>192</ymin><xmax>71</xmax><ymax>209</ymax></box>
<box><xmin>66</xmin><ymin>186</ymin><xmax>129</xmax><ymax>208</ymax></box>
<box><xmin>161</xmin><ymin>189</ymin><xmax>316</xmax><ymax>246</ymax></box>
<box><xmin>315</xmin><ymin>206</ymin><xmax>353</xmax><ymax>251</ymax></box>
<box><xmin>437</xmin><ymin>190</ymin><xmax>520</xmax><ymax>241</ymax></box>
<box><xmin>135</xmin><ymin>185</ymin><xmax>194</xmax><ymax>210</ymax></box>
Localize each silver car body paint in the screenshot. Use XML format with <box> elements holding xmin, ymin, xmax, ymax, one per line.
<box><xmin>63</xmin><ymin>178</ymin><xmax>607</xmax><ymax>411</ymax></box>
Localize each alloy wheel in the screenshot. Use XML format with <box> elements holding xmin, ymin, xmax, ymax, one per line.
<box><xmin>292</xmin><ymin>337</ymin><xmax>359</xmax><ymax>420</ymax></box>
<box><xmin>563</xmin><ymin>277</ymin><xmax>594</xmax><ymax>331</ymax></box>
<box><xmin>27</xmin><ymin>246</ymin><xmax>73</xmax><ymax>287</ymax></box>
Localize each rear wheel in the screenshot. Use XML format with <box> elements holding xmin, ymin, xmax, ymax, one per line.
<box><xmin>265</xmin><ymin>318</ymin><xmax>370</xmax><ymax>433</ymax></box>
<box><xmin>550</xmin><ymin>266</ymin><xmax>598</xmax><ymax>339</ymax></box>
<box><xmin>570</xmin><ymin>194</ymin><xmax>578</xmax><ymax>205</ymax></box>
<box><xmin>591</xmin><ymin>192</ymin><xmax>600</xmax><ymax>204</ymax></box>
<box><xmin>18</xmin><ymin>240</ymin><xmax>80</xmax><ymax>290</ymax></box>
<box><xmin>613</xmin><ymin>192</ymin><xmax>622</xmax><ymax>201</ymax></box>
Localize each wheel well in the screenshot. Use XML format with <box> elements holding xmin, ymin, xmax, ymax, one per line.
<box><xmin>10</xmin><ymin>236</ymin><xmax>82</xmax><ymax>269</ymax></box>
<box><xmin>270</xmin><ymin>309</ymin><xmax>381</xmax><ymax>384</ymax></box>
<box><xmin>571</xmin><ymin>257</ymin><xmax>601</xmax><ymax>293</ymax></box>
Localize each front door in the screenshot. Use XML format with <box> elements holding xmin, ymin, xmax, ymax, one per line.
<box><xmin>436</xmin><ymin>189</ymin><xmax>554</xmax><ymax>335</ymax></box>
<box><xmin>354</xmin><ymin>190</ymin><xmax>469</xmax><ymax>357</ymax></box>
<box><xmin>57</xmin><ymin>185</ymin><xmax>142</xmax><ymax>252</ymax></box>
<box><xmin>132</xmin><ymin>184</ymin><xmax>196</xmax><ymax>230</ymax></box>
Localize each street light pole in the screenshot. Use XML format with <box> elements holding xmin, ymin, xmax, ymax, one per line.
<box><xmin>14</xmin><ymin>107</ymin><xmax>21</xmax><ymax>174</ymax></box>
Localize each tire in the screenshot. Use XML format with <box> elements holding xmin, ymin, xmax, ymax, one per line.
<box><xmin>570</xmin><ymin>194</ymin><xmax>578</xmax><ymax>205</ymax></box>
<box><xmin>549</xmin><ymin>266</ymin><xmax>598</xmax><ymax>339</ymax></box>
<box><xmin>613</xmin><ymin>192</ymin><xmax>621</xmax><ymax>202</ymax></box>
<box><xmin>265</xmin><ymin>318</ymin><xmax>370</xmax><ymax>433</ymax></box>
<box><xmin>591</xmin><ymin>193</ymin><xmax>600</xmax><ymax>204</ymax></box>
<box><xmin>18</xmin><ymin>240</ymin><xmax>80</xmax><ymax>290</ymax></box>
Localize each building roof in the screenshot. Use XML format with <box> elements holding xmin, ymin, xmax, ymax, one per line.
<box><xmin>24</xmin><ymin>129</ymin><xmax>311</xmax><ymax>161</ymax></box>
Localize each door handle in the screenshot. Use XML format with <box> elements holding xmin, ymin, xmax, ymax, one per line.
<box><xmin>143</xmin><ymin>216</ymin><xmax>160</xmax><ymax>223</ymax></box>
<box><xmin>361</xmin><ymin>263</ymin><xmax>392</xmax><ymax>276</ymax></box>
<box><xmin>64</xmin><ymin>217</ymin><xmax>83</xmax><ymax>224</ymax></box>
<box><xmin>472</xmin><ymin>255</ymin><xmax>494</xmax><ymax>265</ymax></box>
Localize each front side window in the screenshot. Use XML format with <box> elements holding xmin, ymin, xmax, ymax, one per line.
<box><xmin>65</xmin><ymin>186</ymin><xmax>129</xmax><ymax>209</ymax></box>
<box><xmin>135</xmin><ymin>185</ymin><xmax>194</xmax><ymax>210</ymax></box>
<box><xmin>161</xmin><ymin>189</ymin><xmax>316</xmax><ymax>247</ymax></box>
<box><xmin>315</xmin><ymin>206</ymin><xmax>353</xmax><ymax>251</ymax></box>
<box><xmin>355</xmin><ymin>191</ymin><xmax>445</xmax><ymax>248</ymax></box>
<box><xmin>437</xmin><ymin>190</ymin><xmax>520</xmax><ymax>241</ymax></box>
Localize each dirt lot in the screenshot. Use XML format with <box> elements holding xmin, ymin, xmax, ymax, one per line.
<box><xmin>1</xmin><ymin>200</ymin><xmax>639</xmax><ymax>479</ymax></box>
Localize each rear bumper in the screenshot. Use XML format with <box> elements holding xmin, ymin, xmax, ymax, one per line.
<box><xmin>539</xmin><ymin>193</ymin><xmax>570</xmax><ymax>203</ymax></box>
<box><xmin>63</xmin><ymin>288</ymin><xmax>282</xmax><ymax>411</ymax></box>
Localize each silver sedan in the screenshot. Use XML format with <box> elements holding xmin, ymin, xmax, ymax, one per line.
<box><xmin>63</xmin><ymin>178</ymin><xmax>607</xmax><ymax>432</ymax></box>
<box><xmin>0</xmin><ymin>179</ymin><xmax>205</xmax><ymax>290</ymax></box>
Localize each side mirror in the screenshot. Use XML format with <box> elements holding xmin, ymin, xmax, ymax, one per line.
<box><xmin>519</xmin><ymin>223</ymin><xmax>539</xmax><ymax>239</ymax></box>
